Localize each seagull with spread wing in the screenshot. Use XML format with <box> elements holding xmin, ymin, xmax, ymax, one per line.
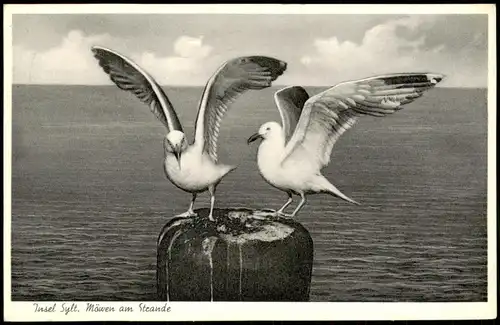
<box><xmin>92</xmin><ymin>46</ymin><xmax>287</xmax><ymax>221</ymax></box>
<box><xmin>247</xmin><ymin>73</ymin><xmax>444</xmax><ymax>218</ymax></box>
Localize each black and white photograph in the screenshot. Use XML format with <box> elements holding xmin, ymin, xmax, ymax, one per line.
<box><xmin>3</xmin><ymin>4</ymin><xmax>496</xmax><ymax>321</ymax></box>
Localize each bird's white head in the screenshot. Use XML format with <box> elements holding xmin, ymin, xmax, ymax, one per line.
<box><xmin>164</xmin><ymin>130</ymin><xmax>188</xmax><ymax>167</ymax></box>
<box><xmin>247</xmin><ymin>121</ymin><xmax>282</xmax><ymax>145</ymax></box>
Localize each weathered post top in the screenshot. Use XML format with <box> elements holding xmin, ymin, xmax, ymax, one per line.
<box><xmin>157</xmin><ymin>208</ymin><xmax>314</xmax><ymax>301</ymax></box>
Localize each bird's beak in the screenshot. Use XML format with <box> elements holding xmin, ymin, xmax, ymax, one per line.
<box><xmin>174</xmin><ymin>149</ymin><xmax>182</xmax><ymax>169</ymax></box>
<box><xmin>247</xmin><ymin>133</ymin><xmax>263</xmax><ymax>145</ymax></box>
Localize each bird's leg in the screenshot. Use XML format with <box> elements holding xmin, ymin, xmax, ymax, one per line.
<box><xmin>178</xmin><ymin>193</ymin><xmax>197</xmax><ymax>218</ymax></box>
<box><xmin>289</xmin><ymin>193</ymin><xmax>307</xmax><ymax>218</ymax></box>
<box><xmin>208</xmin><ymin>185</ymin><xmax>216</xmax><ymax>222</ymax></box>
<box><xmin>187</xmin><ymin>193</ymin><xmax>197</xmax><ymax>215</ymax></box>
<box><xmin>276</xmin><ymin>192</ymin><xmax>293</xmax><ymax>215</ymax></box>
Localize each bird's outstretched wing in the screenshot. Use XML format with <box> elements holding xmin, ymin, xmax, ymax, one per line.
<box><xmin>194</xmin><ymin>56</ymin><xmax>287</xmax><ymax>162</ymax></box>
<box><xmin>274</xmin><ymin>86</ymin><xmax>310</xmax><ymax>145</ymax></box>
<box><xmin>282</xmin><ymin>73</ymin><xmax>444</xmax><ymax>169</ymax></box>
<box><xmin>92</xmin><ymin>46</ymin><xmax>183</xmax><ymax>133</ymax></box>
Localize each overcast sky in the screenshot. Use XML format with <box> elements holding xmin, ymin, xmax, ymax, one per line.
<box><xmin>12</xmin><ymin>14</ymin><xmax>488</xmax><ymax>87</ymax></box>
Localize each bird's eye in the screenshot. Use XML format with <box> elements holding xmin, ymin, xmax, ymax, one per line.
<box><xmin>266</xmin><ymin>127</ymin><xmax>270</xmax><ymax>131</ymax></box>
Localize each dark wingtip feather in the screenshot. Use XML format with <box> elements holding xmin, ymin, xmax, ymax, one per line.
<box><xmin>248</xmin><ymin>56</ymin><xmax>288</xmax><ymax>80</ymax></box>
<box><xmin>277</xmin><ymin>86</ymin><xmax>310</xmax><ymax>110</ymax></box>
<box><xmin>379</xmin><ymin>72</ymin><xmax>445</xmax><ymax>86</ymax></box>
<box><xmin>91</xmin><ymin>45</ymin><xmax>107</xmax><ymax>57</ymax></box>
<box><xmin>426</xmin><ymin>73</ymin><xmax>445</xmax><ymax>85</ymax></box>
<box><xmin>381</xmin><ymin>74</ymin><xmax>429</xmax><ymax>85</ymax></box>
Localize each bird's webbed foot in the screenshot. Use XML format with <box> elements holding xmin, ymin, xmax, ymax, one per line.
<box><xmin>177</xmin><ymin>210</ymin><xmax>197</xmax><ymax>218</ymax></box>
<box><xmin>276</xmin><ymin>211</ymin><xmax>294</xmax><ymax>219</ymax></box>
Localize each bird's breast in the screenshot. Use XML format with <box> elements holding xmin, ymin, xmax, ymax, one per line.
<box><xmin>257</xmin><ymin>140</ymin><xmax>319</xmax><ymax>193</ymax></box>
<box><xmin>163</xmin><ymin>149</ymin><xmax>225</xmax><ymax>192</ymax></box>
<box><xmin>257</xmin><ymin>141</ymin><xmax>289</xmax><ymax>190</ymax></box>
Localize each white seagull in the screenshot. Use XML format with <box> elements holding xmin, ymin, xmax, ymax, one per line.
<box><xmin>247</xmin><ymin>73</ymin><xmax>444</xmax><ymax>218</ymax></box>
<box><xmin>92</xmin><ymin>46</ymin><xmax>287</xmax><ymax>221</ymax></box>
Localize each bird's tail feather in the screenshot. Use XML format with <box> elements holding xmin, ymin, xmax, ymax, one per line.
<box><xmin>325</xmin><ymin>182</ymin><xmax>360</xmax><ymax>206</ymax></box>
<box><xmin>327</xmin><ymin>185</ymin><xmax>385</xmax><ymax>212</ymax></box>
<box><xmin>222</xmin><ymin>164</ymin><xmax>238</xmax><ymax>176</ymax></box>
<box><xmin>321</xmin><ymin>178</ymin><xmax>387</xmax><ymax>211</ymax></box>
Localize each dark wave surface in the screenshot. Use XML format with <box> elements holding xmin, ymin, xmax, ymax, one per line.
<box><xmin>11</xmin><ymin>86</ymin><xmax>488</xmax><ymax>301</ymax></box>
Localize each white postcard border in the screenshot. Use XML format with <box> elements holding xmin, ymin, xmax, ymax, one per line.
<box><xmin>3</xmin><ymin>4</ymin><xmax>497</xmax><ymax>321</ymax></box>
